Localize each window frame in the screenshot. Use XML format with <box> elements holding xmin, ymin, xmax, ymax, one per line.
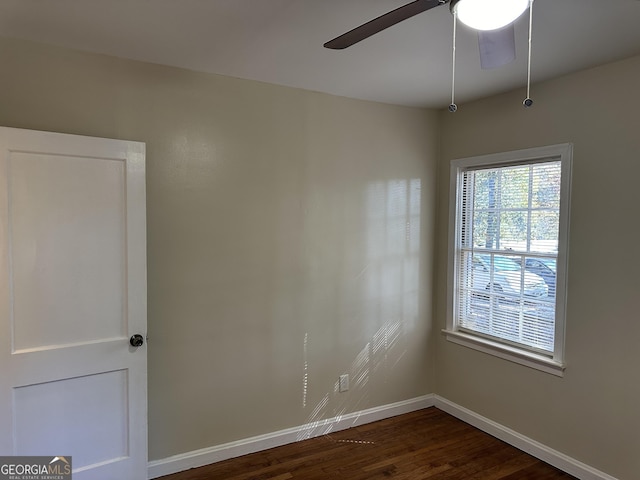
<box><xmin>444</xmin><ymin>144</ymin><xmax>573</xmax><ymax>376</ymax></box>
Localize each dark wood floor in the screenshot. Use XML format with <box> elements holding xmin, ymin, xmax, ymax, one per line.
<box><xmin>160</xmin><ymin>407</ymin><xmax>577</xmax><ymax>480</ymax></box>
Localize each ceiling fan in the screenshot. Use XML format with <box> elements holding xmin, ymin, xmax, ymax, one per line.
<box><xmin>324</xmin><ymin>0</ymin><xmax>532</xmax><ymax>71</ymax></box>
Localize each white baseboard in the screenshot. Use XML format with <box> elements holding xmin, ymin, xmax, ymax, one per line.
<box><xmin>148</xmin><ymin>394</ymin><xmax>435</xmax><ymax>479</ymax></box>
<box><xmin>433</xmin><ymin>395</ymin><xmax>618</xmax><ymax>480</ymax></box>
<box><xmin>149</xmin><ymin>394</ymin><xmax>618</xmax><ymax>480</ymax></box>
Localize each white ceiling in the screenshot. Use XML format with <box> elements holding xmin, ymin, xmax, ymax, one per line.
<box><xmin>0</xmin><ymin>0</ymin><xmax>639</xmax><ymax>107</ymax></box>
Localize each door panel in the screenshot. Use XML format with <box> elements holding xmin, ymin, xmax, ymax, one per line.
<box><xmin>14</xmin><ymin>370</ymin><xmax>128</xmax><ymax>467</ymax></box>
<box><xmin>10</xmin><ymin>152</ymin><xmax>126</xmax><ymax>351</ymax></box>
<box><xmin>0</xmin><ymin>127</ymin><xmax>147</xmax><ymax>480</ymax></box>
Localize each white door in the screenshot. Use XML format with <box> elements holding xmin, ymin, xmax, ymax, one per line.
<box><xmin>0</xmin><ymin>127</ymin><xmax>147</xmax><ymax>479</ymax></box>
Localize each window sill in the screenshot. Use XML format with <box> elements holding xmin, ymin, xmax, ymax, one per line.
<box><xmin>442</xmin><ymin>329</ymin><xmax>565</xmax><ymax>377</ymax></box>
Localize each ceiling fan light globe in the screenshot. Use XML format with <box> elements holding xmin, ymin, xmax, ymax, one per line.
<box><xmin>452</xmin><ymin>0</ymin><xmax>530</xmax><ymax>31</ymax></box>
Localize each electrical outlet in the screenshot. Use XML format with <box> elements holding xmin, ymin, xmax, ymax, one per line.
<box><xmin>339</xmin><ymin>374</ymin><xmax>349</xmax><ymax>392</ymax></box>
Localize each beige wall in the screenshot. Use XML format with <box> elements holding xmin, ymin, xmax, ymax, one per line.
<box><xmin>0</xmin><ymin>37</ymin><xmax>438</xmax><ymax>460</ymax></box>
<box><xmin>436</xmin><ymin>55</ymin><xmax>640</xmax><ymax>479</ymax></box>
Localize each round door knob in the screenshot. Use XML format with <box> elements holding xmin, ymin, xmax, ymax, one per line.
<box><xmin>130</xmin><ymin>334</ymin><xmax>144</xmax><ymax>347</ymax></box>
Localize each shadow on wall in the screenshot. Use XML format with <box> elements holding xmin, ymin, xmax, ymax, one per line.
<box><xmin>297</xmin><ymin>178</ymin><xmax>422</xmax><ymax>440</ymax></box>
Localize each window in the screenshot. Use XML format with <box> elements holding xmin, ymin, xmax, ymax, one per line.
<box><xmin>445</xmin><ymin>144</ymin><xmax>572</xmax><ymax>375</ymax></box>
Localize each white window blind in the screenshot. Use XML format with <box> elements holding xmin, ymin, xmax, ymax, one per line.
<box><xmin>447</xmin><ymin>144</ymin><xmax>572</xmax><ymax>373</ymax></box>
<box><xmin>456</xmin><ymin>160</ymin><xmax>560</xmax><ymax>353</ymax></box>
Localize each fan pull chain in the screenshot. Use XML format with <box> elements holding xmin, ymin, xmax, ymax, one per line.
<box><xmin>523</xmin><ymin>0</ymin><xmax>534</xmax><ymax>107</ymax></box>
<box><xmin>449</xmin><ymin>10</ymin><xmax>458</xmax><ymax>113</ymax></box>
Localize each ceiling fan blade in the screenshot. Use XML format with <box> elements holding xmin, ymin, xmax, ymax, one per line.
<box><xmin>324</xmin><ymin>0</ymin><xmax>446</xmax><ymax>50</ymax></box>
<box><xmin>478</xmin><ymin>24</ymin><xmax>516</xmax><ymax>69</ymax></box>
